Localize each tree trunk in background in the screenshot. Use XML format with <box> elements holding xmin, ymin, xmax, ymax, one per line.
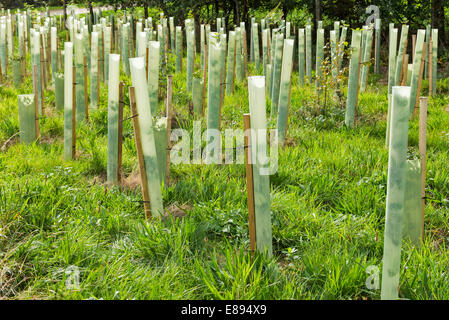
<box><xmin>314</xmin><ymin>0</ymin><xmax>321</xmax><ymax>29</ymax></box>
<box><xmin>233</xmin><ymin>0</ymin><xmax>240</xmax><ymax>25</ymax></box>
<box><xmin>63</xmin><ymin>0</ymin><xmax>67</xmax><ymax>29</ymax></box>
<box><xmin>144</xmin><ymin>2</ymin><xmax>148</xmax><ymax>20</ymax></box>
<box><xmin>88</xmin><ymin>0</ymin><xmax>94</xmax><ymax>26</ymax></box>
<box><xmin>432</xmin><ymin>0</ymin><xmax>446</xmax><ymax>48</ymax></box>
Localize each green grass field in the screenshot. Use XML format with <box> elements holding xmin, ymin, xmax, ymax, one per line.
<box><xmin>1</xmin><ymin>51</ymin><xmax>449</xmax><ymax>300</ymax></box>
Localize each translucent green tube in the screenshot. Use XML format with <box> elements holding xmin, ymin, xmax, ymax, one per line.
<box><xmin>55</xmin><ymin>73</ymin><xmax>64</xmax><ymax>111</ymax></box>
<box><xmin>64</xmin><ymin>42</ymin><xmax>73</xmax><ymax>160</ymax></box>
<box><xmin>315</xmin><ymin>28</ymin><xmax>324</xmax><ymax>90</ymax></box>
<box><xmin>345</xmin><ymin>30</ymin><xmax>362</xmax><ymax>128</ymax></box>
<box><xmin>305</xmin><ymin>24</ymin><xmax>312</xmax><ymax>83</ymax></box>
<box><xmin>226</xmin><ymin>31</ymin><xmax>236</xmax><ymax>95</ymax></box>
<box><xmin>270</xmin><ymin>33</ymin><xmax>283</xmax><ymax>118</ymax></box>
<box><xmin>431</xmin><ymin>29</ymin><xmax>438</xmax><ymax>95</ymax></box>
<box><xmin>186</xmin><ymin>27</ymin><xmax>194</xmax><ymax>92</ymax></box>
<box><xmin>394</xmin><ymin>25</ymin><xmax>409</xmax><ymax>86</ymax></box>
<box><xmin>248</xmin><ymin>76</ymin><xmax>273</xmax><ymax>257</ymax></box>
<box><xmin>18</xmin><ymin>94</ymin><xmax>36</xmax><ymax>144</ymax></box>
<box><xmin>148</xmin><ymin>40</ymin><xmax>160</xmax><ymax>115</ymax></box>
<box><xmin>75</xmin><ymin>32</ymin><xmax>85</xmax><ymax>121</ymax></box>
<box><xmin>381</xmin><ymin>86</ymin><xmax>411</xmax><ymax>300</ymax></box>
<box><xmin>175</xmin><ymin>26</ymin><xmax>182</xmax><ymax>73</ymax></box>
<box><xmin>252</xmin><ymin>22</ymin><xmax>260</xmax><ymax>71</ymax></box>
<box><xmin>104</xmin><ymin>26</ymin><xmax>111</xmax><ymax>84</ymax></box>
<box><xmin>235</xmin><ymin>27</ymin><xmax>243</xmax><ymax>82</ymax></box>
<box><xmin>107</xmin><ymin>54</ymin><xmax>121</xmax><ymax>184</ymax></box>
<box><xmin>408</xmin><ymin>29</ymin><xmax>425</xmax><ymax>114</ymax></box>
<box><xmin>298</xmin><ymin>28</ymin><xmax>305</xmax><ymax>87</ymax></box>
<box><xmin>360</xmin><ymin>27</ymin><xmax>373</xmax><ymax>92</ymax></box>
<box><xmin>129</xmin><ymin>57</ymin><xmax>163</xmax><ymax>218</ymax></box>
<box><xmin>277</xmin><ymin>39</ymin><xmax>294</xmax><ymax>145</ymax></box>
<box><xmin>91</xmin><ymin>31</ymin><xmax>99</xmax><ymax>109</ymax></box>
<box><xmin>403</xmin><ymin>159</ymin><xmax>423</xmax><ymax>246</ymax></box>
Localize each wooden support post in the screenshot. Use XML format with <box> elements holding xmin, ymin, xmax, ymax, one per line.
<box><xmin>129</xmin><ymin>86</ymin><xmax>151</xmax><ymax>218</ymax></box>
<box><xmin>117</xmin><ymin>81</ymin><xmax>124</xmax><ymax>184</ymax></box>
<box><xmin>400</xmin><ymin>54</ymin><xmax>408</xmax><ymax>86</ymax></box>
<box><xmin>412</xmin><ymin>34</ymin><xmax>416</xmax><ymax>62</ymax></box>
<box><xmin>72</xmin><ymin>66</ymin><xmax>76</xmax><ymax>159</ymax></box>
<box><xmin>202</xmin><ymin>44</ymin><xmax>207</xmax><ymax>116</ymax></box>
<box><xmin>243</xmin><ymin>113</ymin><xmax>256</xmax><ymax>256</ymax></box>
<box><xmin>166</xmin><ymin>75</ymin><xmax>173</xmax><ymax>186</ymax></box>
<box><xmin>419</xmin><ymin>97</ymin><xmax>428</xmax><ymax>239</ymax></box>
<box><xmin>83</xmin><ymin>56</ymin><xmax>89</xmax><ymax>121</ymax></box>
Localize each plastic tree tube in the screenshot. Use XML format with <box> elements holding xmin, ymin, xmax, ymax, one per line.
<box><xmin>64</xmin><ymin>41</ymin><xmax>73</xmax><ymax>160</ymax></box>
<box><xmin>298</xmin><ymin>28</ymin><xmax>305</xmax><ymax>86</ymax></box>
<box><xmin>31</xmin><ymin>29</ymin><xmax>42</xmax><ymax>113</ymax></box>
<box><xmin>277</xmin><ymin>39</ymin><xmax>294</xmax><ymax>145</ymax></box>
<box><xmin>235</xmin><ymin>27</ymin><xmax>243</xmax><ymax>82</ymax></box>
<box><xmin>248</xmin><ymin>76</ymin><xmax>273</xmax><ymax>257</ymax></box>
<box><xmin>175</xmin><ymin>26</ymin><xmax>182</xmax><ymax>73</ymax></box>
<box><xmin>394</xmin><ymin>25</ymin><xmax>409</xmax><ymax>86</ymax></box>
<box><xmin>270</xmin><ymin>33</ymin><xmax>283</xmax><ymax>118</ymax></box>
<box><xmin>330</xmin><ymin>30</ymin><xmax>338</xmax><ymax>83</ymax></box>
<box><xmin>252</xmin><ymin>22</ymin><xmax>260</xmax><ymax>71</ymax></box>
<box><xmin>91</xmin><ymin>31</ymin><xmax>99</xmax><ymax>109</ymax></box>
<box><xmin>386</xmin><ymin>28</ymin><xmax>398</xmax><ymax>146</ymax></box>
<box><xmin>186</xmin><ymin>27</ymin><xmax>194</xmax><ymax>92</ymax></box>
<box><xmin>344</xmin><ymin>30</ymin><xmax>362</xmax><ymax>128</ymax></box>
<box><xmin>129</xmin><ymin>57</ymin><xmax>163</xmax><ymax>218</ymax></box>
<box><xmin>55</xmin><ymin>73</ymin><xmax>64</xmax><ymax>111</ymax></box>
<box><xmin>338</xmin><ymin>27</ymin><xmax>348</xmax><ymax>72</ymax></box>
<box><xmin>192</xmin><ymin>77</ymin><xmax>203</xmax><ymax>118</ymax></box>
<box><xmin>403</xmin><ymin>159</ymin><xmax>423</xmax><ymax>245</ymax></box>
<box><xmin>381</xmin><ymin>86</ymin><xmax>411</xmax><ymax>300</ymax></box>
<box><xmin>75</xmin><ymin>32</ymin><xmax>85</xmax><ymax>121</ymax></box>
<box><xmin>169</xmin><ymin>17</ymin><xmax>175</xmax><ymax>51</ymax></box>
<box><xmin>305</xmin><ymin>24</ymin><xmax>312</xmax><ymax>83</ymax></box>
<box><xmin>104</xmin><ymin>26</ymin><xmax>111</xmax><ymax>83</ymax></box>
<box><xmin>360</xmin><ymin>27</ymin><xmax>373</xmax><ymax>92</ymax></box>
<box><xmin>315</xmin><ymin>28</ymin><xmax>324</xmax><ymax>89</ymax></box>
<box><xmin>262</xmin><ymin>29</ymin><xmax>268</xmax><ymax>79</ymax></box>
<box><xmin>107</xmin><ymin>54</ymin><xmax>121</xmax><ymax>184</ymax></box>
<box><xmin>18</xmin><ymin>94</ymin><xmax>36</xmax><ymax>144</ymax></box>
<box><xmin>424</xmin><ymin>25</ymin><xmax>430</xmax><ymax>79</ymax></box>
<box><xmin>226</xmin><ymin>31</ymin><xmax>236</xmax><ymax>95</ymax></box>
<box><xmin>207</xmin><ymin>33</ymin><xmax>221</xmax><ymax>127</ymax></box>
<box><xmin>375</xmin><ymin>19</ymin><xmax>381</xmax><ymax>73</ymax></box>
<box><xmin>154</xmin><ymin>117</ymin><xmax>168</xmax><ymax>185</ymax></box>
<box><xmin>408</xmin><ymin>29</ymin><xmax>425</xmax><ymax>114</ymax></box>
<box><xmin>51</xmin><ymin>26</ymin><xmax>57</xmax><ymax>82</ymax></box>
<box><xmin>148</xmin><ymin>40</ymin><xmax>160</xmax><ymax>115</ymax></box>
<box><xmin>431</xmin><ymin>29</ymin><xmax>438</xmax><ymax>95</ymax></box>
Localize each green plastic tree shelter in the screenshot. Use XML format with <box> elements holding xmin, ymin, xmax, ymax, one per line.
<box><xmin>186</xmin><ymin>27</ymin><xmax>194</xmax><ymax>92</ymax></box>
<box><xmin>175</xmin><ymin>26</ymin><xmax>182</xmax><ymax>73</ymax></box>
<box><xmin>129</xmin><ymin>57</ymin><xmax>163</xmax><ymax>218</ymax></box>
<box><xmin>277</xmin><ymin>39</ymin><xmax>294</xmax><ymax>145</ymax></box>
<box><xmin>154</xmin><ymin>117</ymin><xmax>168</xmax><ymax>185</ymax></box>
<box><xmin>386</xmin><ymin>27</ymin><xmax>398</xmax><ymax>146</ymax></box>
<box><xmin>206</xmin><ymin>33</ymin><xmax>222</xmax><ymax>162</ymax></box>
<box><xmin>403</xmin><ymin>159</ymin><xmax>423</xmax><ymax>245</ymax></box>
<box><xmin>55</xmin><ymin>73</ymin><xmax>64</xmax><ymax>111</ymax></box>
<box><xmin>107</xmin><ymin>54</ymin><xmax>121</xmax><ymax>184</ymax></box>
<box><xmin>64</xmin><ymin>41</ymin><xmax>73</xmax><ymax>160</ymax></box>
<box><xmin>252</xmin><ymin>22</ymin><xmax>260</xmax><ymax>71</ymax></box>
<box><xmin>104</xmin><ymin>26</ymin><xmax>111</xmax><ymax>84</ymax></box>
<box><xmin>235</xmin><ymin>27</ymin><xmax>243</xmax><ymax>82</ymax></box>
<box><xmin>375</xmin><ymin>19</ymin><xmax>381</xmax><ymax>73</ymax></box>
<box><xmin>298</xmin><ymin>28</ymin><xmax>305</xmax><ymax>86</ymax></box>
<box><xmin>431</xmin><ymin>29</ymin><xmax>438</xmax><ymax>95</ymax></box>
<box><xmin>31</xmin><ymin>29</ymin><xmax>42</xmax><ymax>113</ymax></box>
<box><xmin>248</xmin><ymin>76</ymin><xmax>273</xmax><ymax>257</ymax></box>
<box><xmin>192</xmin><ymin>77</ymin><xmax>203</xmax><ymax>118</ymax></box>
<box><xmin>226</xmin><ymin>30</ymin><xmax>236</xmax><ymax>95</ymax></box>
<box><xmin>305</xmin><ymin>24</ymin><xmax>312</xmax><ymax>82</ymax></box>
<box><xmin>90</xmin><ymin>31</ymin><xmax>99</xmax><ymax>106</ymax></box>
<box><xmin>270</xmin><ymin>33</ymin><xmax>283</xmax><ymax>118</ymax></box>
<box><xmin>330</xmin><ymin>30</ymin><xmax>338</xmax><ymax>83</ymax></box>
<box><xmin>18</xmin><ymin>94</ymin><xmax>37</xmax><ymax>144</ymax></box>
<box><xmin>394</xmin><ymin>25</ymin><xmax>409</xmax><ymax>86</ymax></box>
<box><xmin>344</xmin><ymin>30</ymin><xmax>362</xmax><ymax>128</ymax></box>
<box><xmin>75</xmin><ymin>32</ymin><xmax>85</xmax><ymax>121</ymax></box>
<box><xmin>51</xmin><ymin>26</ymin><xmax>57</xmax><ymax>83</ymax></box>
<box><xmin>408</xmin><ymin>29</ymin><xmax>425</xmax><ymax>114</ymax></box>
<box><xmin>148</xmin><ymin>41</ymin><xmax>160</xmax><ymax>115</ymax></box>
<box><xmin>381</xmin><ymin>86</ymin><xmax>411</xmax><ymax>300</ymax></box>
<box><xmin>315</xmin><ymin>28</ymin><xmax>324</xmax><ymax>90</ymax></box>
<box><xmin>359</xmin><ymin>27</ymin><xmax>373</xmax><ymax>92</ymax></box>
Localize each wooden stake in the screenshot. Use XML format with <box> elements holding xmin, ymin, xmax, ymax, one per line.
<box><xmin>244</xmin><ymin>113</ymin><xmax>256</xmax><ymax>256</ymax></box>
<box><xmin>166</xmin><ymin>75</ymin><xmax>173</xmax><ymax>186</ymax></box>
<box><xmin>83</xmin><ymin>56</ymin><xmax>89</xmax><ymax>121</ymax></box>
<box><xmin>129</xmin><ymin>86</ymin><xmax>151</xmax><ymax>217</ymax></box>
<box><xmin>419</xmin><ymin>97</ymin><xmax>428</xmax><ymax>239</ymax></box>
<box><xmin>117</xmin><ymin>81</ymin><xmax>124</xmax><ymax>184</ymax></box>
<box><xmin>400</xmin><ymin>54</ymin><xmax>408</xmax><ymax>86</ymax></box>
<box><xmin>412</xmin><ymin>34</ymin><xmax>416</xmax><ymax>62</ymax></box>
<box><xmin>72</xmin><ymin>66</ymin><xmax>76</xmax><ymax>159</ymax></box>
<box><xmin>202</xmin><ymin>44</ymin><xmax>208</xmax><ymax>117</ymax></box>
